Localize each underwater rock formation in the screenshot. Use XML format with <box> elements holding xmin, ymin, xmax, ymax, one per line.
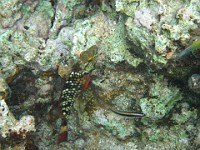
<box><xmin>0</xmin><ymin>78</ymin><xmax>35</xmax><ymax>139</ymax></box>
<box><xmin>124</xmin><ymin>0</ymin><xmax>200</xmax><ymax>66</ymax></box>
<box><xmin>140</xmin><ymin>75</ymin><xmax>182</xmax><ymax>121</ymax></box>
<box><xmin>0</xmin><ymin>0</ymin><xmax>23</xmax><ymax>28</ymax></box>
<box><xmin>188</xmin><ymin>74</ymin><xmax>200</xmax><ymax>94</ymax></box>
<box><xmin>0</xmin><ymin>0</ymin><xmax>200</xmax><ymax>149</ymax></box>
<box><xmin>0</xmin><ymin>100</ymin><xmax>35</xmax><ymax>138</ymax></box>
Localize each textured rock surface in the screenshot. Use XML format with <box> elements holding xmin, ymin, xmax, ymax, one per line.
<box><xmin>0</xmin><ymin>99</ymin><xmax>35</xmax><ymax>138</ymax></box>
<box><xmin>140</xmin><ymin>75</ymin><xmax>182</xmax><ymax>121</ymax></box>
<box><xmin>0</xmin><ymin>0</ymin><xmax>200</xmax><ymax>149</ymax></box>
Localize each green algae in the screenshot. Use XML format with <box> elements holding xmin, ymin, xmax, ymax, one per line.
<box><xmin>20</xmin><ymin>4</ymin><xmax>31</xmax><ymax>17</ymax></box>
<box><xmin>0</xmin><ymin>30</ymin><xmax>40</xmax><ymax>62</ymax></box>
<box><xmin>0</xmin><ymin>0</ymin><xmax>200</xmax><ymax>149</ymax></box>
<box><xmin>167</xmin><ymin>66</ymin><xmax>192</xmax><ymax>79</ymax></box>
<box><xmin>140</xmin><ymin>75</ymin><xmax>182</xmax><ymax>121</ymax></box>
<box><xmin>64</xmin><ymin>0</ymin><xmax>82</xmax><ymax>10</ymax></box>
<box><xmin>142</xmin><ymin>125</ymin><xmax>190</xmax><ymax>149</ymax></box>
<box><xmin>172</xmin><ymin>104</ymin><xmax>197</xmax><ymax>124</ymax></box>
<box><xmin>0</xmin><ymin>0</ymin><xmax>23</xmax><ymax>28</ymax></box>
<box><xmin>91</xmin><ymin>108</ymin><xmax>138</xmax><ymax>140</ymax></box>
<box><xmin>102</xmin><ymin>17</ymin><xmax>143</xmax><ymax>67</ymax></box>
<box><xmin>36</xmin><ymin>0</ymin><xmax>54</xmax><ymax>18</ymax></box>
<box><xmin>116</xmin><ymin>0</ymin><xmax>146</xmax><ymax>16</ymax></box>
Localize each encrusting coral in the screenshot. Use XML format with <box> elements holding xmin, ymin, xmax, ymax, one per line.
<box><xmin>0</xmin><ymin>0</ymin><xmax>200</xmax><ymax>149</ymax></box>
<box><xmin>140</xmin><ymin>75</ymin><xmax>182</xmax><ymax>121</ymax></box>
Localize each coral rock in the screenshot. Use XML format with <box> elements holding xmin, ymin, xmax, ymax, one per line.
<box><xmin>0</xmin><ymin>99</ymin><xmax>35</xmax><ymax>138</ymax></box>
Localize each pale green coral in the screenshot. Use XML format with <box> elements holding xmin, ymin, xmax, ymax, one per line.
<box><xmin>49</xmin><ymin>1</ymin><xmax>73</xmax><ymax>38</ymax></box>
<box><xmin>124</xmin><ymin>0</ymin><xmax>200</xmax><ymax>66</ymax></box>
<box><xmin>188</xmin><ymin>74</ymin><xmax>200</xmax><ymax>94</ymax></box>
<box><xmin>36</xmin><ymin>0</ymin><xmax>54</xmax><ymax>18</ymax></box>
<box><xmin>103</xmin><ymin>17</ymin><xmax>142</xmax><ymax>67</ymax></box>
<box><xmin>143</xmin><ymin>125</ymin><xmax>190</xmax><ymax>150</ymax></box>
<box><xmin>161</xmin><ymin>0</ymin><xmax>200</xmax><ymax>43</ymax></box>
<box><xmin>67</xmin><ymin>12</ymin><xmax>112</xmax><ymax>59</ymax></box>
<box><xmin>140</xmin><ymin>75</ymin><xmax>182</xmax><ymax>121</ymax></box>
<box><xmin>171</xmin><ymin>103</ymin><xmax>197</xmax><ymax>124</ymax></box>
<box><xmin>59</xmin><ymin>11</ymin><xmax>143</xmax><ymax>68</ymax></box>
<box><xmin>125</xmin><ymin>17</ymin><xmax>154</xmax><ymax>50</ymax></box>
<box><xmin>167</xmin><ymin>66</ymin><xmax>192</xmax><ymax>79</ymax></box>
<box><xmin>84</xmin><ymin>134</ymin><xmax>139</xmax><ymax>150</ymax></box>
<box><xmin>162</xmin><ymin>21</ymin><xmax>198</xmax><ymax>42</ymax></box>
<box><xmin>37</xmin><ymin>38</ymin><xmax>69</xmax><ymax>70</ymax></box>
<box><xmin>142</xmin><ymin>102</ymin><xmax>197</xmax><ymax>149</ymax></box>
<box><xmin>92</xmin><ymin>108</ymin><xmax>138</xmax><ymax>140</ymax></box>
<box><xmin>72</xmin><ymin>19</ymin><xmax>99</xmax><ymax>52</ymax></box>
<box><xmin>115</xmin><ymin>0</ymin><xmax>146</xmax><ymax>16</ymax></box>
<box><xmin>0</xmin><ymin>30</ymin><xmax>43</xmax><ymax>79</ymax></box>
<box><xmin>152</xmin><ymin>54</ymin><xmax>167</xmax><ymax>64</ymax></box>
<box><xmin>0</xmin><ymin>0</ymin><xmax>199</xmax><ymax>149</ymax></box>
<box><xmin>154</xmin><ymin>35</ymin><xmax>170</xmax><ymax>54</ymax></box>
<box><xmin>0</xmin><ymin>28</ymin><xmax>69</xmax><ymax>78</ymax></box>
<box><xmin>24</xmin><ymin>0</ymin><xmax>54</xmax><ymax>39</ymax></box>
<box><xmin>20</xmin><ymin>3</ymin><xmax>32</xmax><ymax>17</ymax></box>
<box><xmin>64</xmin><ymin>0</ymin><xmax>82</xmax><ymax>10</ymax></box>
<box><xmin>0</xmin><ymin>30</ymin><xmax>42</xmax><ymax>62</ymax></box>
<box><xmin>0</xmin><ymin>0</ymin><xmax>22</xmax><ymax>28</ymax></box>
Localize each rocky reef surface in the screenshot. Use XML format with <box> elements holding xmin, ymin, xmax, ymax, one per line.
<box><xmin>0</xmin><ymin>0</ymin><xmax>200</xmax><ymax>149</ymax></box>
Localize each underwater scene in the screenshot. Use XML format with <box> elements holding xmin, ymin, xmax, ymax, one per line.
<box><xmin>0</xmin><ymin>0</ymin><xmax>200</xmax><ymax>149</ymax></box>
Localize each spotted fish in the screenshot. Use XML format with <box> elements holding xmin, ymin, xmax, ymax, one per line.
<box><xmin>61</xmin><ymin>71</ymin><xmax>84</xmax><ymax>118</ymax></box>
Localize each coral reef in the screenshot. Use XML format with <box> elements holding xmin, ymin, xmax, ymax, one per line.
<box><xmin>188</xmin><ymin>74</ymin><xmax>200</xmax><ymax>94</ymax></box>
<box><xmin>91</xmin><ymin>107</ymin><xmax>139</xmax><ymax>140</ymax></box>
<box><xmin>124</xmin><ymin>0</ymin><xmax>200</xmax><ymax>66</ymax></box>
<box><xmin>142</xmin><ymin>102</ymin><xmax>197</xmax><ymax>150</ymax></box>
<box><xmin>0</xmin><ymin>0</ymin><xmax>23</xmax><ymax>28</ymax></box>
<box><xmin>140</xmin><ymin>75</ymin><xmax>182</xmax><ymax>121</ymax></box>
<box><xmin>0</xmin><ymin>99</ymin><xmax>35</xmax><ymax>138</ymax></box>
<box><xmin>0</xmin><ymin>0</ymin><xmax>200</xmax><ymax>149</ymax></box>
<box><xmin>142</xmin><ymin>125</ymin><xmax>190</xmax><ymax>150</ymax></box>
<box><xmin>0</xmin><ymin>78</ymin><xmax>35</xmax><ymax>141</ymax></box>
<box><xmin>24</xmin><ymin>0</ymin><xmax>54</xmax><ymax>39</ymax></box>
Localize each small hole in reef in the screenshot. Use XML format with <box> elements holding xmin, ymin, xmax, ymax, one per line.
<box><xmin>8</xmin><ymin>35</ymin><xmax>12</xmax><ymax>42</ymax></box>
<box><xmin>24</xmin><ymin>26</ymin><xmax>29</xmax><ymax>30</ymax></box>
